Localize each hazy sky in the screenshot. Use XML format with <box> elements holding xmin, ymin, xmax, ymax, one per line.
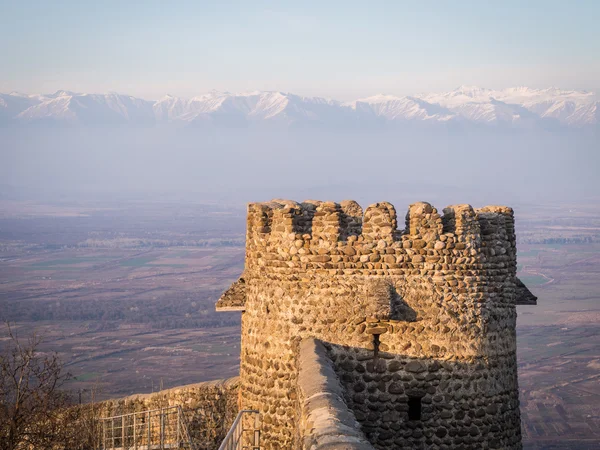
<box><xmin>1</xmin><ymin>0</ymin><xmax>599</xmax><ymax>100</ymax></box>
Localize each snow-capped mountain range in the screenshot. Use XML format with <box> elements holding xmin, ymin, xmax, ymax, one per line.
<box><xmin>1</xmin><ymin>86</ymin><xmax>598</xmax><ymax>129</ymax></box>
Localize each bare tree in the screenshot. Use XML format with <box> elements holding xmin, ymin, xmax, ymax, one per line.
<box><xmin>71</xmin><ymin>384</ymin><xmax>102</xmax><ymax>450</ymax></box>
<box><xmin>0</xmin><ymin>323</ymin><xmax>71</xmax><ymax>450</ymax></box>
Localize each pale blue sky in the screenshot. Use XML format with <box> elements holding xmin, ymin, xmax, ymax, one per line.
<box><xmin>1</xmin><ymin>0</ymin><xmax>599</xmax><ymax>99</ymax></box>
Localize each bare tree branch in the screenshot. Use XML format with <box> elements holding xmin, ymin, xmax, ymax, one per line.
<box><xmin>1</xmin><ymin>322</ymin><xmax>73</xmax><ymax>450</ymax></box>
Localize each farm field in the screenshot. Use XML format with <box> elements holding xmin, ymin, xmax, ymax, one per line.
<box><xmin>0</xmin><ymin>199</ymin><xmax>247</xmax><ymax>398</ymax></box>
<box><xmin>9</xmin><ymin>321</ymin><xmax>241</xmax><ymax>399</ymax></box>
<box><xmin>515</xmin><ymin>212</ymin><xmax>600</xmax><ymax>449</ymax></box>
<box><xmin>0</xmin><ymin>245</ymin><xmax>246</xmax><ymax>399</ymax></box>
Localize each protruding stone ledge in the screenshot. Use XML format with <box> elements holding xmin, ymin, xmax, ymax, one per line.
<box><xmin>215</xmin><ymin>305</ymin><xmax>246</xmax><ymax>312</ymax></box>
<box><xmin>216</xmin><ymin>276</ymin><xmax>247</xmax><ymax>311</ymax></box>
<box><xmin>297</xmin><ymin>338</ymin><xmax>375</xmax><ymax>450</ymax></box>
<box><xmin>515</xmin><ymin>277</ymin><xmax>538</xmax><ymax>305</ymax></box>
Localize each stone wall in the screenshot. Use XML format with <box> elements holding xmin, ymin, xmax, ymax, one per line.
<box><xmin>296</xmin><ymin>338</ymin><xmax>374</xmax><ymax>450</ymax></box>
<box><xmin>327</xmin><ymin>343</ymin><xmax>520</xmax><ymax>449</ymax></box>
<box><xmin>99</xmin><ymin>377</ymin><xmax>239</xmax><ymax>449</ymax></box>
<box><xmin>234</xmin><ymin>199</ymin><xmax>526</xmax><ymax>449</ymax></box>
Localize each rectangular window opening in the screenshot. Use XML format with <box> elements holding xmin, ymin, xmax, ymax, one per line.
<box><xmin>372</xmin><ymin>334</ymin><xmax>380</xmax><ymax>359</ymax></box>
<box><xmin>408</xmin><ymin>396</ymin><xmax>422</xmax><ymax>421</ymax></box>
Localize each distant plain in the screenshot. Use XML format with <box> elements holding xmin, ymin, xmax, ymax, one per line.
<box><xmin>0</xmin><ymin>198</ymin><xmax>598</xmax><ymax>448</ymax></box>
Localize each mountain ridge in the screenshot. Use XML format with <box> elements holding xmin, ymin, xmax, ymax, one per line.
<box><xmin>1</xmin><ymin>86</ymin><xmax>597</xmax><ymax>129</ymax></box>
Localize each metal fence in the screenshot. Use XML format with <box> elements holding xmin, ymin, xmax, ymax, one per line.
<box><xmin>100</xmin><ymin>406</ymin><xmax>196</xmax><ymax>450</ymax></box>
<box><xmin>217</xmin><ymin>410</ymin><xmax>260</xmax><ymax>450</ymax></box>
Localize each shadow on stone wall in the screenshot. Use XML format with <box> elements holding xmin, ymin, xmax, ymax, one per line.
<box><xmin>325</xmin><ymin>343</ymin><xmax>522</xmax><ymax>450</ymax></box>
<box><xmin>296</xmin><ymin>338</ymin><xmax>375</xmax><ymax>450</ymax></box>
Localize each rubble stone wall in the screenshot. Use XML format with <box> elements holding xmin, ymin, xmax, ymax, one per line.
<box><xmin>239</xmin><ymin>199</ymin><xmax>523</xmax><ymax>449</ymax></box>
<box><xmin>296</xmin><ymin>337</ymin><xmax>375</xmax><ymax>450</ymax></box>
<box><xmin>99</xmin><ymin>377</ymin><xmax>239</xmax><ymax>449</ymax></box>
<box><xmin>327</xmin><ymin>344</ymin><xmax>520</xmax><ymax>449</ymax></box>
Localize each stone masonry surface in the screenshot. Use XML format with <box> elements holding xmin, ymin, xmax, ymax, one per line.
<box><xmin>218</xmin><ymin>199</ymin><xmax>536</xmax><ymax>449</ymax></box>
<box><xmin>99</xmin><ymin>377</ymin><xmax>239</xmax><ymax>449</ymax></box>
<box><xmin>296</xmin><ymin>337</ymin><xmax>375</xmax><ymax>450</ymax></box>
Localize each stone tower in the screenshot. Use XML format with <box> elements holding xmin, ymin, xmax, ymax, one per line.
<box><xmin>217</xmin><ymin>200</ymin><xmax>536</xmax><ymax>449</ymax></box>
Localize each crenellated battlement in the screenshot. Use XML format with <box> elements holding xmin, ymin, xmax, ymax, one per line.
<box><xmin>247</xmin><ymin>199</ymin><xmax>514</xmax><ymax>244</ymax></box>
<box><xmin>244</xmin><ymin>199</ymin><xmax>517</xmax><ymax>274</ymax></box>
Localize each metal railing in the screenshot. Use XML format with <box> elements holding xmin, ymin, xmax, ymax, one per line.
<box><xmin>100</xmin><ymin>405</ymin><xmax>197</xmax><ymax>450</ymax></box>
<box><xmin>217</xmin><ymin>410</ymin><xmax>260</xmax><ymax>450</ymax></box>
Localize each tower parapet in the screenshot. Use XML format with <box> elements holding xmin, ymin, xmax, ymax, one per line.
<box><xmin>242</xmin><ymin>199</ymin><xmax>519</xmax><ymax>275</ymax></box>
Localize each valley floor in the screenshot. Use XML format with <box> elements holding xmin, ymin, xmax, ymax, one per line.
<box><xmin>1</xmin><ymin>199</ymin><xmax>599</xmax><ymax>447</ymax></box>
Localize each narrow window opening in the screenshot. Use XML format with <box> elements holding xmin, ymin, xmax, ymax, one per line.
<box><xmin>372</xmin><ymin>334</ymin><xmax>380</xmax><ymax>359</ymax></box>
<box><xmin>408</xmin><ymin>396</ymin><xmax>422</xmax><ymax>421</ymax></box>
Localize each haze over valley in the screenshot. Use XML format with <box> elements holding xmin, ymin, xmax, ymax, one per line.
<box><xmin>1</xmin><ymin>197</ymin><xmax>599</xmax><ymax>449</ymax></box>
<box><xmin>2</xmin><ymin>1</ymin><xmax>600</xmax><ymax>448</ymax></box>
